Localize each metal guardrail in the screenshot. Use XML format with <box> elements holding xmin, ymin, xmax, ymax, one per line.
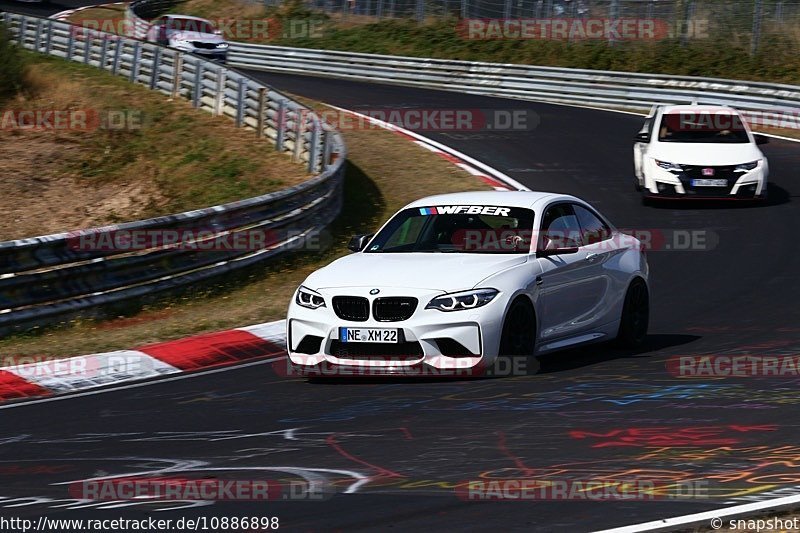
<box><xmin>225</xmin><ymin>42</ymin><xmax>800</xmax><ymax>129</ymax></box>
<box><xmin>0</xmin><ymin>11</ymin><xmax>346</xmax><ymax>335</ymax></box>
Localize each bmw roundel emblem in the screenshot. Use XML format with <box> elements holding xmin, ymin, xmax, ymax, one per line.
<box><xmin>370</xmin><ymin>289</ymin><xmax>380</xmax><ymax>295</ymax></box>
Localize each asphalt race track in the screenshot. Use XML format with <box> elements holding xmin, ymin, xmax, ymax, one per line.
<box><xmin>3</xmin><ymin>3</ymin><xmax>800</xmax><ymax>530</ymax></box>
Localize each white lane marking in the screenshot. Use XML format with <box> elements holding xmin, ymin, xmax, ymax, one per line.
<box><xmin>325</xmin><ymin>104</ymin><xmax>530</xmax><ymax>191</ymax></box>
<box><xmin>594</xmin><ymin>491</ymin><xmax>800</xmax><ymax>533</ymax></box>
<box><xmin>0</xmin><ymin>356</ymin><xmax>285</xmax><ymax>411</ymax></box>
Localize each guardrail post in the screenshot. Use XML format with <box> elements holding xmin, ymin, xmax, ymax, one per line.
<box><xmin>112</xmin><ymin>40</ymin><xmax>123</xmax><ymax>74</ymax></box>
<box><xmin>19</xmin><ymin>17</ymin><xmax>27</xmax><ymax>49</ymax></box>
<box><xmin>172</xmin><ymin>52</ymin><xmax>183</xmax><ymax>99</ymax></box>
<box><xmin>388</xmin><ymin>0</ymin><xmax>396</xmax><ymax>17</ymax></box>
<box><xmin>34</xmin><ymin>18</ymin><xmax>43</xmax><ymax>52</ymax></box>
<box><xmin>130</xmin><ymin>42</ymin><xmax>141</xmax><ymax>83</ymax></box>
<box><xmin>415</xmin><ymin>0</ymin><xmax>425</xmax><ymax>22</ymax></box>
<box><xmin>322</xmin><ymin>130</ymin><xmax>333</xmax><ymax>168</ymax></box>
<box><xmin>608</xmin><ymin>0</ymin><xmax>619</xmax><ymax>45</ymax></box>
<box><xmin>100</xmin><ymin>35</ymin><xmax>109</xmax><ymax>70</ymax></box>
<box><xmin>751</xmin><ymin>0</ymin><xmax>764</xmax><ymax>55</ymax></box>
<box><xmin>214</xmin><ymin>68</ymin><xmax>226</xmax><ymax>116</ymax></box>
<box><xmin>44</xmin><ymin>20</ymin><xmax>53</xmax><ymax>54</ymax></box>
<box><xmin>293</xmin><ymin>111</ymin><xmax>305</xmax><ymax>162</ymax></box>
<box><xmin>503</xmin><ymin>0</ymin><xmax>512</xmax><ymax>19</ymax></box>
<box><xmin>83</xmin><ymin>33</ymin><xmax>92</xmax><ymax>64</ymax></box>
<box><xmin>276</xmin><ymin>100</ymin><xmax>287</xmax><ymax>151</ymax></box>
<box><xmin>193</xmin><ymin>62</ymin><xmax>204</xmax><ymax>108</ymax></box>
<box><xmin>460</xmin><ymin>0</ymin><xmax>467</xmax><ymax>19</ymax></box>
<box><xmin>307</xmin><ymin>117</ymin><xmax>321</xmax><ymax>172</ymax></box>
<box><xmin>235</xmin><ymin>78</ymin><xmax>247</xmax><ymax>128</ymax></box>
<box><xmin>150</xmin><ymin>46</ymin><xmax>162</xmax><ymax>90</ymax></box>
<box><xmin>256</xmin><ymin>87</ymin><xmax>268</xmax><ymax>139</ymax></box>
<box><xmin>680</xmin><ymin>0</ymin><xmax>696</xmax><ymax>47</ymax></box>
<box><xmin>67</xmin><ymin>24</ymin><xmax>76</xmax><ymax>60</ymax></box>
<box><xmin>376</xmin><ymin>0</ymin><xmax>384</xmax><ymax>19</ymax></box>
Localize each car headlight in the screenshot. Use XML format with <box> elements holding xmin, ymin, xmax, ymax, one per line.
<box><xmin>216</xmin><ymin>42</ymin><xmax>229</xmax><ymax>49</ymax></box>
<box><xmin>426</xmin><ymin>289</ymin><xmax>498</xmax><ymax>312</ymax></box>
<box><xmin>296</xmin><ymin>286</ymin><xmax>325</xmax><ymax>309</ymax></box>
<box><xmin>734</xmin><ymin>160</ymin><xmax>759</xmax><ymax>172</ymax></box>
<box><xmin>655</xmin><ymin>160</ymin><xmax>683</xmax><ymax>172</ymax></box>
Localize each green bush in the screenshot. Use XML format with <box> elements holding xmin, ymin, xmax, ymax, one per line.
<box><xmin>0</xmin><ymin>24</ymin><xmax>26</xmax><ymax>103</ymax></box>
<box><xmin>276</xmin><ymin>18</ymin><xmax>800</xmax><ymax>84</ymax></box>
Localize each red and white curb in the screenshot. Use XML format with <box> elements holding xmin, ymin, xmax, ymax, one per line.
<box><xmin>0</xmin><ymin>321</ymin><xmax>286</xmax><ymax>403</ymax></box>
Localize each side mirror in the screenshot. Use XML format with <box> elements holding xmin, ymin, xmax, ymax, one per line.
<box><xmin>634</xmin><ymin>132</ymin><xmax>650</xmax><ymax>143</ymax></box>
<box><xmin>536</xmin><ymin>238</ymin><xmax>580</xmax><ymax>258</ymax></box>
<box><xmin>754</xmin><ymin>134</ymin><xmax>770</xmax><ymax>145</ymax></box>
<box><xmin>537</xmin><ymin>246</ymin><xmax>580</xmax><ymax>258</ymax></box>
<box><xmin>348</xmin><ymin>233</ymin><xmax>374</xmax><ymax>252</ymax></box>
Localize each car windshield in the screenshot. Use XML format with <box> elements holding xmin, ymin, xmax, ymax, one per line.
<box><xmin>658</xmin><ymin>112</ymin><xmax>750</xmax><ymax>143</ymax></box>
<box><xmin>365</xmin><ymin>206</ymin><xmax>535</xmax><ymax>254</ymax></box>
<box><xmin>166</xmin><ymin>18</ymin><xmax>217</xmax><ymax>34</ymax></box>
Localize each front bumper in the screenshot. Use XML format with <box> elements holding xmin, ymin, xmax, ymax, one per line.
<box><xmin>285</xmin><ymin>287</ymin><xmax>506</xmax><ymax>377</ymax></box>
<box><xmin>644</xmin><ymin>162</ymin><xmax>767</xmax><ymax>199</ymax></box>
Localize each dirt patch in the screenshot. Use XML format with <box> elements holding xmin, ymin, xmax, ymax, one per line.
<box><xmin>0</xmin><ymin>133</ymin><xmax>165</xmax><ymax>239</ymax></box>
<box><xmin>0</xmin><ymin>56</ymin><xmax>308</xmax><ymax>241</ymax></box>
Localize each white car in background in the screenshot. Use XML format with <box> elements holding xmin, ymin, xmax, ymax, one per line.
<box><xmin>145</xmin><ymin>15</ymin><xmax>228</xmax><ymax>63</ymax></box>
<box><xmin>634</xmin><ymin>105</ymin><xmax>770</xmax><ymax>201</ymax></box>
<box><xmin>286</xmin><ymin>191</ymin><xmax>649</xmax><ymax>377</ymax></box>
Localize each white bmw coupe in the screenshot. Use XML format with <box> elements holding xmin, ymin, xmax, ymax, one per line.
<box><xmin>286</xmin><ymin>191</ymin><xmax>649</xmax><ymax>376</ymax></box>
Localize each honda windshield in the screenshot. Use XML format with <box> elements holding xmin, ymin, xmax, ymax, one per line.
<box><xmin>658</xmin><ymin>112</ymin><xmax>750</xmax><ymax>143</ymax></box>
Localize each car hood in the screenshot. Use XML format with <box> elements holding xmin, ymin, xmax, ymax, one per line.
<box><xmin>169</xmin><ymin>31</ymin><xmax>224</xmax><ymax>43</ymax></box>
<box><xmin>650</xmin><ymin>142</ymin><xmax>763</xmax><ymax>166</ymax></box>
<box><xmin>304</xmin><ymin>253</ymin><xmax>528</xmax><ymax>292</ymax></box>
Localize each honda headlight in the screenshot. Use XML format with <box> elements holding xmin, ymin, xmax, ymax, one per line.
<box><xmin>734</xmin><ymin>160</ymin><xmax>759</xmax><ymax>172</ymax></box>
<box><xmin>655</xmin><ymin>160</ymin><xmax>683</xmax><ymax>172</ymax></box>
<box><xmin>426</xmin><ymin>289</ymin><xmax>498</xmax><ymax>312</ymax></box>
<box><xmin>296</xmin><ymin>286</ymin><xmax>325</xmax><ymax>309</ymax></box>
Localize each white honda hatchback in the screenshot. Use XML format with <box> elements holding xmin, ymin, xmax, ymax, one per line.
<box><xmin>634</xmin><ymin>105</ymin><xmax>769</xmax><ymax>201</ymax></box>
<box><xmin>286</xmin><ymin>191</ymin><xmax>649</xmax><ymax>377</ymax></box>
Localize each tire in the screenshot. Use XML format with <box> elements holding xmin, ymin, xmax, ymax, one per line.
<box><xmin>615</xmin><ymin>278</ymin><xmax>649</xmax><ymax>349</ymax></box>
<box><xmin>634</xmin><ymin>176</ymin><xmax>643</xmax><ymax>192</ymax></box>
<box><xmin>497</xmin><ymin>298</ymin><xmax>537</xmax><ymax>375</ymax></box>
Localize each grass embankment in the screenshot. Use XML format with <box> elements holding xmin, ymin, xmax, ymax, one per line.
<box><xmin>0</xmin><ymin>31</ymin><xmax>307</xmax><ymax>241</ymax></box>
<box><xmin>176</xmin><ymin>0</ymin><xmax>800</xmax><ymax>84</ymax></box>
<box><xmin>0</xmin><ymin>15</ymin><xmax>489</xmax><ymax>356</ymax></box>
